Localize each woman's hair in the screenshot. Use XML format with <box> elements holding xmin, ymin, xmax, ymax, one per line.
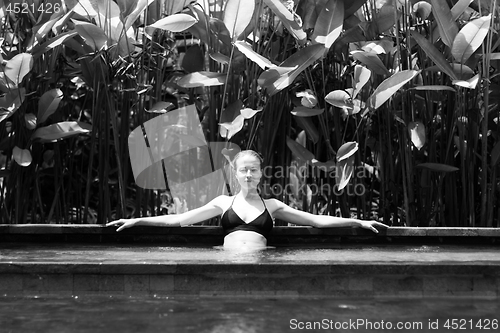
<box><xmin>231</xmin><ymin>150</ymin><xmax>263</xmax><ymax>169</ymax></box>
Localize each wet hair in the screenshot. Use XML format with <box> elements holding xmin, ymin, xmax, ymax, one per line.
<box><xmin>231</xmin><ymin>150</ymin><xmax>263</xmax><ymax>169</ymax></box>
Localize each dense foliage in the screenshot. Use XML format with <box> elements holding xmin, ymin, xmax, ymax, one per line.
<box><xmin>0</xmin><ymin>0</ymin><xmax>498</xmax><ymax>226</ymax></box>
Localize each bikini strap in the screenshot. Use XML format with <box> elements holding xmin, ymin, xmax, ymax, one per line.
<box><xmin>230</xmin><ymin>195</ymin><xmax>237</xmax><ymax>207</ymax></box>
<box><xmin>222</xmin><ymin>195</ymin><xmax>237</xmax><ymax>217</ymax></box>
<box><xmin>260</xmin><ymin>196</ymin><xmax>267</xmax><ymax>208</ymax></box>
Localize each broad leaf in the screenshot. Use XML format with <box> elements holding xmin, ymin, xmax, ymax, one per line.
<box><xmin>119</xmin><ymin>0</ymin><xmax>156</xmax><ymax>32</ymax></box>
<box><xmin>0</xmin><ymin>88</ymin><xmax>26</xmax><ymax>123</ymax></box>
<box><xmin>5</xmin><ymin>53</ymin><xmax>33</xmax><ymax>86</ymax></box>
<box><xmin>182</xmin><ymin>45</ymin><xmax>204</xmax><ymax>73</ymax></box>
<box><xmin>431</xmin><ymin>0</ymin><xmax>458</xmax><ymax>48</ymax></box>
<box><xmin>73</xmin><ymin>20</ymin><xmax>108</xmax><ymax>50</ymax></box>
<box><xmin>298</xmin><ymin>0</ymin><xmax>364</xmax><ymax>30</ymax></box>
<box><xmin>452</xmin><ymin>14</ymin><xmax>492</xmax><ymax>64</ymax></box>
<box><xmin>361</xmin><ymin>39</ymin><xmax>394</xmax><ymax>54</ymax></box>
<box><xmin>220</xmin><ymin>114</ymin><xmax>244</xmax><ymax>139</ymax></box>
<box><xmin>353</xmin><ymin>65</ymin><xmax>371</xmax><ymax>98</ymax></box>
<box><xmin>234</xmin><ymin>41</ymin><xmax>273</xmax><ymax>69</ymax></box>
<box><xmin>13</xmin><ymin>146</ymin><xmax>32</xmax><ymax>167</ymax></box>
<box><xmin>417</xmin><ymin>163</ymin><xmax>459</xmax><ymax>172</ymax></box>
<box><xmin>450</xmin><ymin>0</ymin><xmax>473</xmax><ymax>21</ymax></box>
<box><xmin>146</xmin><ymin>13</ymin><xmax>197</xmax><ymax>33</ymax></box>
<box><xmin>219</xmin><ymin>104</ymin><xmax>262</xmax><ymax>139</ymax></box>
<box><xmin>296</xmin><ymin>89</ymin><xmax>318</xmax><ymax>108</ymax></box>
<box><xmin>263</xmin><ymin>0</ymin><xmax>307</xmax><ymax>44</ymax></box>
<box><xmin>286</xmin><ymin>137</ymin><xmax>315</xmax><ymax>164</ymax></box>
<box><xmin>325</xmin><ymin>90</ymin><xmax>353</xmax><ymax>109</ymax></box>
<box><xmin>38</xmin><ymin>89</ymin><xmax>63</xmax><ymax>124</ymax></box>
<box><xmin>28</xmin><ymin>14</ymin><xmax>64</xmax><ymax>51</ymax></box>
<box><xmin>32</xmin><ymin>121</ymin><xmax>92</xmax><ymax>143</ymax></box>
<box><xmin>178</xmin><ymin>72</ymin><xmax>226</xmax><ymax>88</ymax></box>
<box><xmin>31</xmin><ymin>31</ymin><xmax>78</xmax><ymax>58</ymax></box>
<box><xmin>452</xmin><ymin>73</ymin><xmax>479</xmax><ymax>89</ymax></box>
<box><xmin>25</xmin><ymin>113</ymin><xmax>37</xmax><ymax>130</ymax></box>
<box><xmin>335</xmin><ymin>156</ymin><xmax>355</xmax><ymax>190</ymax></box>
<box><xmin>411</xmin><ymin>30</ymin><xmax>457</xmax><ymax>80</ymax></box>
<box><xmin>413</xmin><ymin>1</ymin><xmax>432</xmax><ymax>20</ymax></box>
<box><xmin>258</xmin><ymin>44</ymin><xmax>325</xmax><ymax>95</ymax></box>
<box><xmin>351</xmin><ymin>51</ymin><xmax>390</xmax><ymax>76</ymax></box>
<box><xmin>350</xmin><ymin>99</ymin><xmax>365</xmax><ymax>116</ymax></box>
<box><xmin>297</xmin><ymin>0</ymin><xmax>329</xmax><ymax>30</ymax></box>
<box><xmin>311</xmin><ymin>0</ymin><xmax>344</xmax><ymax>48</ymax></box>
<box><xmin>67</xmin><ymin>0</ymin><xmax>98</xmax><ymax>18</ymax></box>
<box><xmin>372</xmin><ymin>5</ymin><xmax>397</xmax><ymax>34</ymax></box>
<box><xmin>219</xmin><ymin>100</ymin><xmax>244</xmax><ymax>139</ymax></box>
<box><xmin>367</xmin><ymin>70</ymin><xmax>419</xmax><ymax>110</ymax></box>
<box><xmin>257</xmin><ymin>66</ymin><xmax>297</xmax><ymax>89</ymax></box>
<box><xmin>450</xmin><ymin>63</ymin><xmax>474</xmax><ymax>77</ymax></box>
<box><xmin>210</xmin><ymin>52</ymin><xmax>230</xmax><ymax>65</ymax></box>
<box><xmin>187</xmin><ymin>5</ymin><xmax>210</xmax><ymax>46</ymax></box>
<box><xmin>0</xmin><ymin>72</ymin><xmax>15</xmax><ymax>93</ymax></box>
<box><xmin>337</xmin><ymin>141</ymin><xmax>358</xmax><ymax>162</ymax></box>
<box><xmin>408</xmin><ymin>121</ymin><xmax>426</xmax><ymax>150</ymax></box>
<box><xmin>209</xmin><ymin>18</ymin><xmax>232</xmax><ymax>49</ymax></box>
<box><xmin>240</xmin><ymin>108</ymin><xmax>262</xmax><ymax>119</ymax></box>
<box><xmin>223</xmin><ymin>0</ymin><xmax>255</xmax><ymax>41</ymax></box>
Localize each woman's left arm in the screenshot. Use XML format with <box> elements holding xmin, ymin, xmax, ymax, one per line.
<box><xmin>270</xmin><ymin>199</ymin><xmax>388</xmax><ymax>233</ymax></box>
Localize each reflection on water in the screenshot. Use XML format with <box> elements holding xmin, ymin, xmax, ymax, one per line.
<box><xmin>212</xmin><ymin>245</ymin><xmax>275</xmax><ymax>263</ymax></box>
<box><xmin>0</xmin><ymin>295</ymin><xmax>499</xmax><ymax>333</ymax></box>
<box><xmin>0</xmin><ymin>243</ymin><xmax>499</xmax><ymax>264</ymax></box>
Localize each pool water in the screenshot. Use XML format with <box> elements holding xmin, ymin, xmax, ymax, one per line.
<box><xmin>1</xmin><ymin>243</ymin><xmax>499</xmax><ymax>332</ymax></box>
<box><xmin>1</xmin><ymin>295</ymin><xmax>499</xmax><ymax>333</ymax></box>
<box><xmin>1</xmin><ymin>243</ymin><xmax>500</xmax><ymax>264</ymax></box>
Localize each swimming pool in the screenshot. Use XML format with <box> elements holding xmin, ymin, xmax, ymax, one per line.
<box><xmin>1</xmin><ymin>294</ymin><xmax>499</xmax><ymax>333</ymax></box>
<box><xmin>1</xmin><ymin>241</ymin><xmax>499</xmax><ymax>332</ymax></box>
<box><xmin>1</xmin><ymin>243</ymin><xmax>499</xmax><ymax>297</ymax></box>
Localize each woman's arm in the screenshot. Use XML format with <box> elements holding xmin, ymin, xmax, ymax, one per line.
<box><xmin>270</xmin><ymin>199</ymin><xmax>388</xmax><ymax>233</ymax></box>
<box><xmin>106</xmin><ymin>196</ymin><xmax>225</xmax><ymax>231</ymax></box>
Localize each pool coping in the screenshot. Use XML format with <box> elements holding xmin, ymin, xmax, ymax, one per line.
<box><xmin>1</xmin><ymin>225</ymin><xmax>500</xmax><ymax>244</ymax></box>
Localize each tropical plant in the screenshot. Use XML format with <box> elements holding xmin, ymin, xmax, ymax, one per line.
<box><xmin>0</xmin><ymin>0</ymin><xmax>498</xmax><ymax>227</ymax></box>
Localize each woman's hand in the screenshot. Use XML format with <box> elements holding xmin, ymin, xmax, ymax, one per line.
<box><xmin>106</xmin><ymin>218</ymin><xmax>139</xmax><ymax>232</ymax></box>
<box><xmin>356</xmin><ymin>220</ymin><xmax>389</xmax><ymax>233</ymax></box>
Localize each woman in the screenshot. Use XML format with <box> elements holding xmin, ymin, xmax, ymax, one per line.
<box><xmin>107</xmin><ymin>150</ymin><xmax>388</xmax><ymax>249</ymax></box>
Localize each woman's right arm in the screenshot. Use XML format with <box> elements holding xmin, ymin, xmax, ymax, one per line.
<box><xmin>106</xmin><ymin>196</ymin><xmax>225</xmax><ymax>231</ymax></box>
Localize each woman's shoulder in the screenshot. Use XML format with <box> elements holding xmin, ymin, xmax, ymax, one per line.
<box><xmin>210</xmin><ymin>194</ymin><xmax>234</xmax><ymax>209</ymax></box>
<box><xmin>262</xmin><ymin>197</ymin><xmax>285</xmax><ymax>210</ymax></box>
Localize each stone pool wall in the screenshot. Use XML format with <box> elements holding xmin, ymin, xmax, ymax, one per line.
<box><xmin>1</xmin><ymin>225</ymin><xmax>500</xmax><ymax>244</ymax></box>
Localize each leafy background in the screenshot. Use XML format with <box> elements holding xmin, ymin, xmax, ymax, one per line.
<box><xmin>0</xmin><ymin>0</ymin><xmax>498</xmax><ymax>227</ymax></box>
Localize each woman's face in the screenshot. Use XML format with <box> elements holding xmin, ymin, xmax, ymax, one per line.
<box><xmin>234</xmin><ymin>155</ymin><xmax>262</xmax><ymax>190</ymax></box>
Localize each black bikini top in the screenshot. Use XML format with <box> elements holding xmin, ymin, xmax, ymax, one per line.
<box><xmin>220</xmin><ymin>196</ymin><xmax>274</xmax><ymax>239</ymax></box>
